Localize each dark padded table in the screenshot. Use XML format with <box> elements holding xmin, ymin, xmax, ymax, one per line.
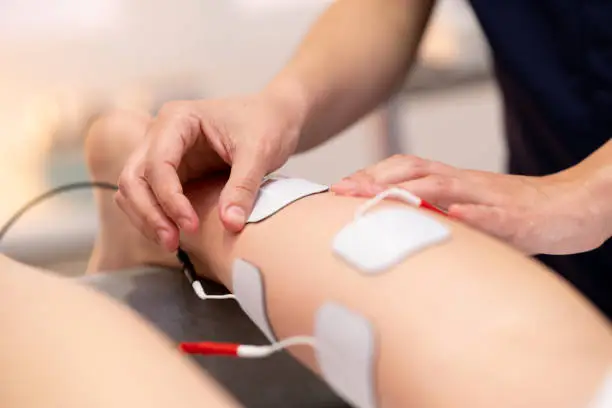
<box><xmin>80</xmin><ymin>267</ymin><xmax>349</xmax><ymax>408</ymax></box>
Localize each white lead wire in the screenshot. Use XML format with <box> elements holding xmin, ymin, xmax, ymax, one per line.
<box><xmin>237</xmin><ymin>336</ymin><xmax>318</xmax><ymax>358</ymax></box>
<box><xmin>354</xmin><ymin>187</ymin><xmax>422</xmax><ymax>219</ymax></box>
<box><xmin>192</xmin><ymin>280</ymin><xmax>236</xmax><ymax>300</ymax></box>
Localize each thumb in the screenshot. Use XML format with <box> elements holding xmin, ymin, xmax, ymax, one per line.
<box><xmin>219</xmin><ymin>147</ymin><xmax>269</xmax><ymax>232</ymax></box>
<box><xmin>449</xmin><ymin>204</ymin><xmax>518</xmax><ymax>244</ymax></box>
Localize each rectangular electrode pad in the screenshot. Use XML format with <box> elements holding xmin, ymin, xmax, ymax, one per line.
<box><xmin>232</xmin><ymin>258</ymin><xmax>277</xmax><ymax>342</ymax></box>
<box><xmin>589</xmin><ymin>372</ymin><xmax>612</xmax><ymax>408</ymax></box>
<box><xmin>314</xmin><ymin>302</ymin><xmax>377</xmax><ymax>408</ymax></box>
<box><xmin>247</xmin><ymin>176</ymin><xmax>329</xmax><ymax>223</ymax></box>
<box><xmin>333</xmin><ymin>207</ymin><xmax>450</xmax><ymax>274</ymax></box>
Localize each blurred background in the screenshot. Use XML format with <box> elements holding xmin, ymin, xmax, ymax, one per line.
<box><xmin>0</xmin><ymin>0</ymin><xmax>503</xmax><ymax>274</ymax></box>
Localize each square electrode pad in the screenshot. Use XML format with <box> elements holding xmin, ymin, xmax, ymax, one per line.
<box><xmin>232</xmin><ymin>258</ymin><xmax>276</xmax><ymax>342</ymax></box>
<box><xmin>589</xmin><ymin>372</ymin><xmax>612</xmax><ymax>408</ymax></box>
<box><xmin>314</xmin><ymin>302</ymin><xmax>377</xmax><ymax>408</ymax></box>
<box><xmin>333</xmin><ymin>207</ymin><xmax>451</xmax><ymax>274</ymax></box>
<box><xmin>247</xmin><ymin>176</ymin><xmax>329</xmax><ymax>223</ymax></box>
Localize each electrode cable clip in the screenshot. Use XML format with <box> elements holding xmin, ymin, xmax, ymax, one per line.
<box><xmin>179</xmin><ymin>335</ymin><xmax>317</xmax><ymax>358</ymax></box>
<box><xmin>176</xmin><ymin>248</ymin><xmax>236</xmax><ymax>300</ymax></box>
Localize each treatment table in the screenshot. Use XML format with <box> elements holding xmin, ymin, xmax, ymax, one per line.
<box><xmin>81</xmin><ymin>267</ymin><xmax>349</xmax><ymax>408</ymax></box>
<box><xmin>1</xmin><ymin>213</ymin><xmax>347</xmax><ymax>406</ymax></box>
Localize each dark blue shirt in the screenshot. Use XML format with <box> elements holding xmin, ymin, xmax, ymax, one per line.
<box><xmin>468</xmin><ymin>1</ymin><xmax>612</xmax><ymax>318</ymax></box>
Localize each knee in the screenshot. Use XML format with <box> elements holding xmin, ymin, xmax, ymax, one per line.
<box><xmin>85</xmin><ymin>109</ymin><xmax>152</xmax><ymax>175</ymax></box>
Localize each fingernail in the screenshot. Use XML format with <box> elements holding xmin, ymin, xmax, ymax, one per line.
<box><xmin>157</xmin><ymin>229</ymin><xmax>171</xmax><ymax>246</ymax></box>
<box><xmin>225</xmin><ymin>205</ymin><xmax>246</xmax><ymax>226</ymax></box>
<box><xmin>178</xmin><ymin>217</ymin><xmax>193</xmax><ymax>230</ymax></box>
<box><xmin>332</xmin><ymin>179</ymin><xmax>359</xmax><ymax>193</ymax></box>
<box><xmin>338</xmin><ymin>179</ymin><xmax>359</xmax><ymax>188</ymax></box>
<box><xmin>446</xmin><ymin>209</ymin><xmax>460</xmax><ymax>220</ymax></box>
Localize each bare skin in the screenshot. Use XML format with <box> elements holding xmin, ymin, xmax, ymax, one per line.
<box><xmin>0</xmin><ymin>255</ymin><xmax>239</xmax><ymax>408</ymax></box>
<box><xmin>0</xmin><ymin>113</ymin><xmax>242</xmax><ymax>408</ymax></box>
<box><xmin>85</xmin><ymin>110</ymin><xmax>178</xmax><ymax>273</ymax></box>
<box><xmin>84</xmin><ymin>111</ymin><xmax>612</xmax><ymax>408</ymax></box>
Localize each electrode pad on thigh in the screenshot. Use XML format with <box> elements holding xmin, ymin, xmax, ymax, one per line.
<box><xmin>333</xmin><ymin>207</ymin><xmax>450</xmax><ymax>274</ymax></box>
<box><xmin>247</xmin><ymin>175</ymin><xmax>328</xmax><ymax>223</ymax></box>
<box><xmin>314</xmin><ymin>302</ymin><xmax>377</xmax><ymax>408</ymax></box>
<box><xmin>232</xmin><ymin>258</ymin><xmax>276</xmax><ymax>342</ymax></box>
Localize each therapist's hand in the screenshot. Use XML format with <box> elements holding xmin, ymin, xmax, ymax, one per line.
<box><xmin>332</xmin><ymin>154</ymin><xmax>610</xmax><ymax>255</ymax></box>
<box><xmin>116</xmin><ymin>94</ymin><xmax>301</xmax><ymax>251</ymax></box>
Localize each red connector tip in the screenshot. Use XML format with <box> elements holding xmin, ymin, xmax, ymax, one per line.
<box><xmin>178</xmin><ymin>342</ymin><xmax>240</xmax><ymax>356</ymax></box>
<box><xmin>419</xmin><ymin>200</ymin><xmax>448</xmax><ymax>217</ymax></box>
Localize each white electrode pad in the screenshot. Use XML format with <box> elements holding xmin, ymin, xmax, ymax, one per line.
<box><xmin>314</xmin><ymin>302</ymin><xmax>377</xmax><ymax>408</ymax></box>
<box><xmin>333</xmin><ymin>207</ymin><xmax>451</xmax><ymax>274</ymax></box>
<box><xmin>589</xmin><ymin>372</ymin><xmax>612</xmax><ymax>408</ymax></box>
<box><xmin>247</xmin><ymin>175</ymin><xmax>329</xmax><ymax>223</ymax></box>
<box><xmin>232</xmin><ymin>258</ymin><xmax>277</xmax><ymax>342</ymax></box>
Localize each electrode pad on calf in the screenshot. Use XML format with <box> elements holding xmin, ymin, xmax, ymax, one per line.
<box><xmin>314</xmin><ymin>302</ymin><xmax>377</xmax><ymax>408</ymax></box>
<box><xmin>247</xmin><ymin>175</ymin><xmax>328</xmax><ymax>223</ymax></box>
<box><xmin>589</xmin><ymin>372</ymin><xmax>612</xmax><ymax>408</ymax></box>
<box><xmin>333</xmin><ymin>189</ymin><xmax>451</xmax><ymax>274</ymax></box>
<box><xmin>232</xmin><ymin>258</ymin><xmax>277</xmax><ymax>342</ymax></box>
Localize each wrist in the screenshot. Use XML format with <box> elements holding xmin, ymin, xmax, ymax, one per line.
<box><xmin>262</xmin><ymin>75</ymin><xmax>313</xmax><ymax>138</ymax></box>
<box><xmin>262</xmin><ymin>70</ymin><xmax>321</xmax><ymax>151</ymax></box>
<box><xmin>588</xmin><ymin>168</ymin><xmax>612</xmax><ymax>239</ymax></box>
<box><xmin>560</xmin><ymin>163</ymin><xmax>612</xmax><ymax>240</ymax></box>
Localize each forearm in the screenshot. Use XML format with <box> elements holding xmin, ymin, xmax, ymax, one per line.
<box><xmin>558</xmin><ymin>140</ymin><xmax>612</xmax><ymax>239</ymax></box>
<box><xmin>584</xmin><ymin>140</ymin><xmax>612</xmax><ymax>237</ymax></box>
<box><xmin>182</xmin><ymin>177</ymin><xmax>612</xmax><ymax>408</ymax></box>
<box><xmin>0</xmin><ymin>256</ymin><xmax>237</xmax><ymax>408</ymax></box>
<box><xmin>264</xmin><ymin>0</ymin><xmax>434</xmax><ymax>152</ymax></box>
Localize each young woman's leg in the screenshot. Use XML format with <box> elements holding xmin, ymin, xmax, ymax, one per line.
<box><xmin>85</xmin><ymin>109</ymin><xmax>179</xmax><ymax>273</ymax></box>
<box><xmin>84</xmin><ymin>110</ymin><xmax>612</xmax><ymax>407</ymax></box>
<box><xmin>0</xmin><ymin>255</ymin><xmax>238</xmax><ymax>408</ymax></box>
<box><xmin>178</xmin><ymin>177</ymin><xmax>612</xmax><ymax>408</ymax></box>
<box><xmin>0</xmin><ymin>111</ymin><xmax>235</xmax><ymax>408</ymax></box>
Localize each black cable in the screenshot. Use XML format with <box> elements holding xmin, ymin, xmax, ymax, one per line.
<box><xmin>0</xmin><ymin>181</ymin><xmax>197</xmax><ymax>285</ymax></box>
<box><xmin>0</xmin><ymin>181</ymin><xmax>201</xmax><ymax>295</ymax></box>
<box><xmin>0</xmin><ymin>181</ymin><xmax>118</xmax><ymax>243</ymax></box>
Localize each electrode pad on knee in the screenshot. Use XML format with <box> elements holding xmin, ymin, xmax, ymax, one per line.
<box><xmin>232</xmin><ymin>258</ymin><xmax>276</xmax><ymax>342</ymax></box>
<box><xmin>247</xmin><ymin>175</ymin><xmax>328</xmax><ymax>223</ymax></box>
<box><xmin>314</xmin><ymin>302</ymin><xmax>377</xmax><ymax>408</ymax></box>
<box><xmin>333</xmin><ymin>207</ymin><xmax>450</xmax><ymax>274</ymax></box>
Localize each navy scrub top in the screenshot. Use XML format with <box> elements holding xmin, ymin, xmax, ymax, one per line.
<box><xmin>467</xmin><ymin>1</ymin><xmax>612</xmax><ymax>318</ymax></box>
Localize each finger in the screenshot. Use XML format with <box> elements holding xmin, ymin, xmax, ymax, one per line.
<box><xmin>118</xmin><ymin>172</ymin><xmax>180</xmax><ymax>251</ymax></box>
<box><xmin>398</xmin><ymin>175</ymin><xmax>495</xmax><ymax>209</ymax></box>
<box><xmin>331</xmin><ymin>171</ymin><xmax>380</xmax><ymax>197</ymax></box>
<box><xmin>331</xmin><ymin>184</ymin><xmax>388</xmax><ymax>197</ymax></box>
<box><xmin>218</xmin><ymin>146</ymin><xmax>269</xmax><ymax>232</ymax></box>
<box><xmin>333</xmin><ymin>155</ymin><xmax>454</xmax><ymax>197</ymax></box>
<box><xmin>364</xmin><ymin>154</ymin><xmax>451</xmax><ymax>185</ymax></box>
<box><xmin>448</xmin><ymin>204</ymin><xmax>524</xmax><ymax>249</ymax></box>
<box><xmin>144</xmin><ymin>115</ymin><xmax>200</xmax><ymax>232</ymax></box>
<box><xmin>331</xmin><ymin>170</ymin><xmax>386</xmax><ymax>197</ymax></box>
<box><xmin>333</xmin><ymin>162</ymin><xmax>406</xmax><ymax>197</ymax></box>
<box><xmin>330</xmin><ymin>180</ymin><xmax>360</xmax><ymax>196</ymax></box>
<box><xmin>114</xmin><ymin>191</ymin><xmax>158</xmax><ymax>243</ymax></box>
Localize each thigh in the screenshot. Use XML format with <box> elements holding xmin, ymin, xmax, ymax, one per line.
<box><xmin>0</xmin><ymin>255</ymin><xmax>238</xmax><ymax>408</ymax></box>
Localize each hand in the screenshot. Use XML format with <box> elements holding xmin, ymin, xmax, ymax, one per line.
<box><xmin>116</xmin><ymin>93</ymin><xmax>301</xmax><ymax>251</ymax></box>
<box><xmin>332</xmin><ymin>154</ymin><xmax>610</xmax><ymax>255</ymax></box>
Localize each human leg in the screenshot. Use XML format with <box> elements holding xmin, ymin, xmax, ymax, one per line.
<box><xmin>84</xmin><ymin>109</ymin><xmax>178</xmax><ymax>273</ymax></box>
<box><xmin>177</xmin><ymin>176</ymin><xmax>612</xmax><ymax>408</ymax></box>
<box><xmin>0</xmin><ymin>254</ymin><xmax>238</xmax><ymax>408</ymax></box>
<box><xmin>81</xmin><ymin>109</ymin><xmax>612</xmax><ymax>406</ymax></box>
